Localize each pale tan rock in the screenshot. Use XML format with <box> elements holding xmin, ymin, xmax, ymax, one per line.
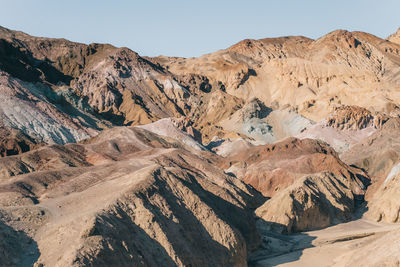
<box><xmin>388</xmin><ymin>28</ymin><xmax>400</xmax><ymax>45</ymax></box>
<box><xmin>333</xmin><ymin>228</ymin><xmax>400</xmax><ymax>267</ymax></box>
<box><xmin>341</xmin><ymin>118</ymin><xmax>400</xmax><ymax>201</ymax></box>
<box><xmin>325</xmin><ymin>105</ymin><xmax>387</xmax><ymax>130</ymax></box>
<box><xmin>366</xmin><ymin>172</ymin><xmax>400</xmax><ymax>223</ymax></box>
<box><xmin>0</xmin><ymin>127</ymin><xmax>262</xmax><ymax>266</ymax></box>
<box><xmin>255</xmin><ymin>172</ymin><xmax>355</xmax><ymax>233</ymax></box>
<box><xmin>156</xmin><ymin>30</ymin><xmax>400</xmax><ymax>124</ymax></box>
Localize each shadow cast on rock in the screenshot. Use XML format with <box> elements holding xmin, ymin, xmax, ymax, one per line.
<box><xmin>78</xmin><ymin>210</ymin><xmax>178</xmax><ymax>266</ymax></box>
<box><xmin>140</xmin><ymin>168</ymin><xmax>262</xmax><ymax>265</ymax></box>
<box><xmin>0</xmin><ymin>220</ymin><xmax>40</xmax><ymax>267</ymax></box>
<box><xmin>248</xmin><ymin>219</ymin><xmax>316</xmax><ymax>267</ymax></box>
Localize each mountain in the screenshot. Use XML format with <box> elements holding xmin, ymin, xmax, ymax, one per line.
<box><xmin>1</xmin><ymin>26</ymin><xmax>400</xmax><ymax>266</ymax></box>
<box><xmin>3</xmin><ymin>26</ymin><xmax>400</xmax><ymax>152</ymax></box>
<box><xmin>387</xmin><ymin>28</ymin><xmax>400</xmax><ymax>45</ymax></box>
<box><xmin>0</xmin><ymin>26</ymin><xmax>244</xmax><ymax>148</ymax></box>
<box><xmin>154</xmin><ymin>30</ymin><xmax>400</xmax><ymax>123</ymax></box>
<box><xmin>0</xmin><ymin>126</ymin><xmax>263</xmax><ymax>266</ymax></box>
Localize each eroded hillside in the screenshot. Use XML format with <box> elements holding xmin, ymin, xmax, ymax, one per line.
<box><xmin>1</xmin><ymin>26</ymin><xmax>400</xmax><ymax>266</ymax></box>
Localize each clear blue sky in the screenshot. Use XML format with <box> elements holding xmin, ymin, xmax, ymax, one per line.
<box><xmin>0</xmin><ymin>0</ymin><xmax>399</xmax><ymax>57</ymax></box>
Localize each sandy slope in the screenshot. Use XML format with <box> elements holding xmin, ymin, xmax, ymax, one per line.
<box><xmin>251</xmin><ymin>218</ymin><xmax>400</xmax><ymax>267</ymax></box>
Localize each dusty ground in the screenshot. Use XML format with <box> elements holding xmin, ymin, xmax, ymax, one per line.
<box><xmin>250</xmin><ymin>218</ymin><xmax>400</xmax><ymax>267</ymax></box>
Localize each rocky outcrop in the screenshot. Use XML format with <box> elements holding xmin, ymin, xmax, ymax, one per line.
<box><xmin>219</xmin><ymin>137</ymin><xmax>369</xmax><ymax>197</ymax></box>
<box><xmin>341</xmin><ymin>118</ymin><xmax>400</xmax><ymax>200</ymax></box>
<box><xmin>0</xmin><ymin>126</ymin><xmax>39</xmax><ymax>157</ymax></box>
<box><xmin>365</xmin><ymin>170</ymin><xmax>400</xmax><ymax>223</ymax></box>
<box><xmin>325</xmin><ymin>106</ymin><xmax>388</xmax><ymax>130</ymax></box>
<box><xmin>255</xmin><ymin>172</ymin><xmax>355</xmax><ymax>233</ymax></box>
<box><xmin>387</xmin><ymin>28</ymin><xmax>400</xmax><ymax>45</ymax></box>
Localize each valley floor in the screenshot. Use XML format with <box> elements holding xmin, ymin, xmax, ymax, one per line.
<box><xmin>250</xmin><ymin>218</ymin><xmax>400</xmax><ymax>267</ymax></box>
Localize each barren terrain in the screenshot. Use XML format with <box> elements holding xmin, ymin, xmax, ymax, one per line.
<box><xmin>1</xmin><ymin>26</ymin><xmax>400</xmax><ymax>266</ymax></box>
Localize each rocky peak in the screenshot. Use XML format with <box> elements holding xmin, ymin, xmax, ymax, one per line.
<box><xmin>314</xmin><ymin>29</ymin><xmax>360</xmax><ymax>47</ymax></box>
<box><xmin>387</xmin><ymin>27</ymin><xmax>400</xmax><ymax>45</ymax></box>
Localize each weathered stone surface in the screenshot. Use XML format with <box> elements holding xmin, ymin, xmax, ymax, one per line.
<box><xmin>255</xmin><ymin>172</ymin><xmax>355</xmax><ymax>233</ymax></box>
<box><xmin>0</xmin><ymin>127</ymin><xmax>262</xmax><ymax>266</ymax></box>
<box><xmin>219</xmin><ymin>137</ymin><xmax>369</xmax><ymax>198</ymax></box>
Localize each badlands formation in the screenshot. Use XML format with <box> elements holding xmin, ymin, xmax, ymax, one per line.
<box><xmin>1</xmin><ymin>25</ymin><xmax>400</xmax><ymax>266</ymax></box>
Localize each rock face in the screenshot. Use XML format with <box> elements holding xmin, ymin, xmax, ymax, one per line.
<box><xmin>219</xmin><ymin>98</ymin><xmax>313</xmax><ymax>145</ymax></box>
<box><xmin>219</xmin><ymin>137</ymin><xmax>369</xmax><ymax>198</ymax></box>
<box><xmin>325</xmin><ymin>106</ymin><xmax>387</xmax><ymax>130</ymax></box>
<box><xmin>365</xmin><ymin>171</ymin><xmax>400</xmax><ymax>223</ymax></box>
<box><xmin>0</xmin><ymin>71</ymin><xmax>98</xmax><ymax>145</ymax></box>
<box><xmin>217</xmin><ymin>137</ymin><xmax>369</xmax><ymax>233</ymax></box>
<box><xmin>0</xmin><ymin>127</ymin><xmax>262</xmax><ymax>266</ymax></box>
<box><xmin>255</xmin><ymin>172</ymin><xmax>355</xmax><ymax>233</ymax></box>
<box><xmin>340</xmin><ymin>118</ymin><xmax>400</xmax><ymax>225</ymax></box>
<box><xmin>341</xmin><ymin>118</ymin><xmax>400</xmax><ymax>199</ymax></box>
<box><xmin>387</xmin><ymin>28</ymin><xmax>400</xmax><ymax>45</ymax></box>
<box><xmin>0</xmin><ymin>126</ymin><xmax>39</xmax><ymax>157</ymax></box>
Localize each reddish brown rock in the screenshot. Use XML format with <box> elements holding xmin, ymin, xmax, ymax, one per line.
<box><xmin>219</xmin><ymin>137</ymin><xmax>369</xmax><ymax>198</ymax></box>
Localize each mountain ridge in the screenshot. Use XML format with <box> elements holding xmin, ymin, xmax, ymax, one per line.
<box><xmin>1</xmin><ymin>25</ymin><xmax>400</xmax><ymax>266</ymax></box>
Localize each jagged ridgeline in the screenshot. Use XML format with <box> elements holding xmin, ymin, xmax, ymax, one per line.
<box><xmin>1</xmin><ymin>25</ymin><xmax>400</xmax><ymax>266</ymax></box>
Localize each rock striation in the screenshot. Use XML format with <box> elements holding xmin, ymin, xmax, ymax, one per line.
<box><xmin>0</xmin><ymin>126</ymin><xmax>262</xmax><ymax>266</ymax></box>
<box><xmin>3</xmin><ymin>26</ymin><xmax>400</xmax><ymax>154</ymax></box>
<box><xmin>1</xmin><ymin>25</ymin><xmax>400</xmax><ymax>266</ymax></box>
<box><xmin>219</xmin><ymin>137</ymin><xmax>369</xmax><ymax>198</ymax></box>
<box><xmin>255</xmin><ymin>172</ymin><xmax>355</xmax><ymax>233</ymax></box>
<box><xmin>325</xmin><ymin>106</ymin><xmax>387</xmax><ymax>130</ymax></box>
